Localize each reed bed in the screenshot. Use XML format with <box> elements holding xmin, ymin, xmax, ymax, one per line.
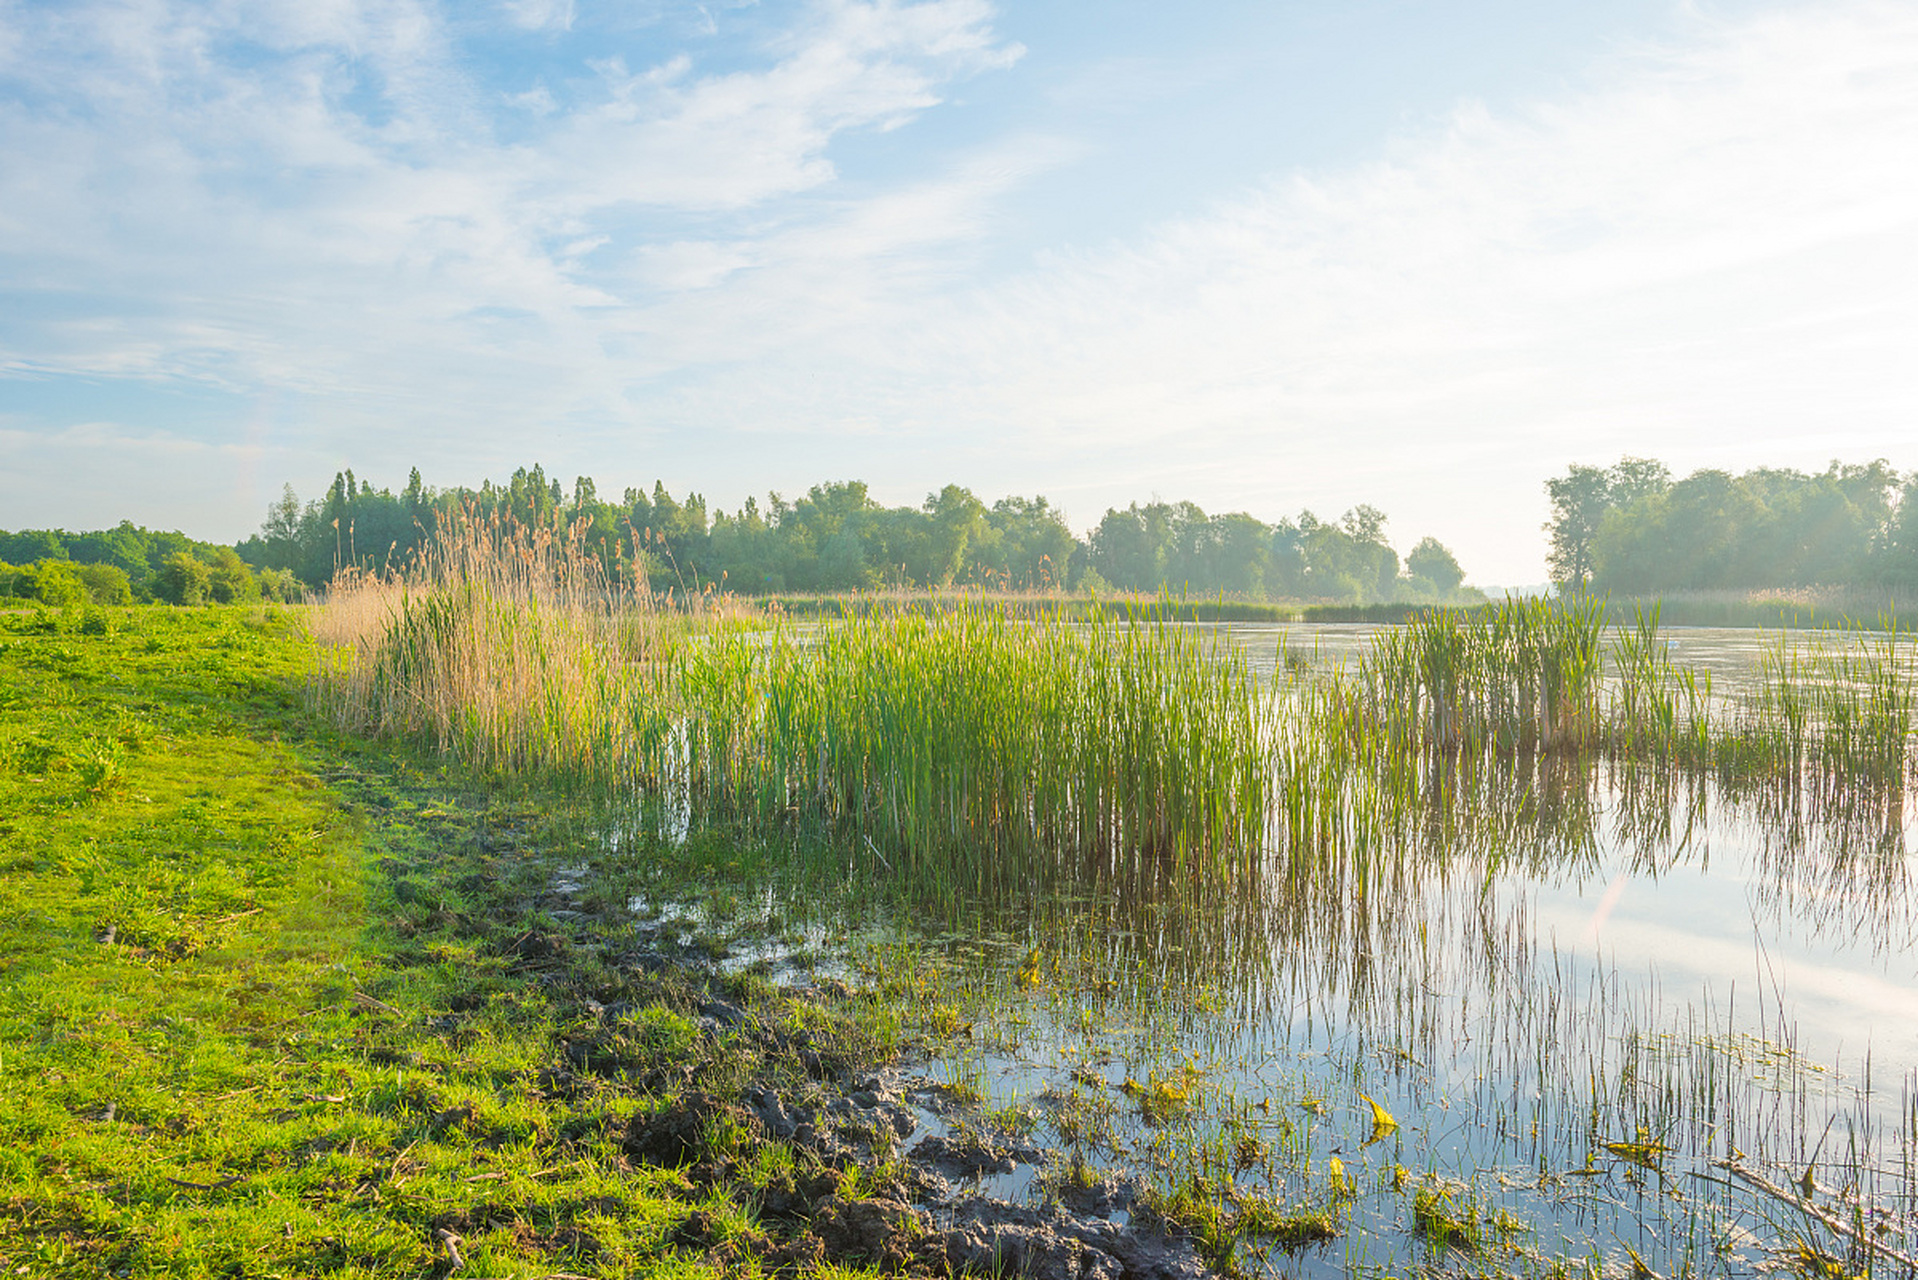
<box><xmin>313</xmin><ymin>518</ymin><xmax>1275</xmax><ymax>885</ymax></box>
<box><xmin>311</xmin><ymin>512</ymin><xmax>704</xmax><ymax>787</ymax></box>
<box><xmin>312</xmin><ymin>519</ymin><xmax>1917</xmax><ymax>886</ymax></box>
<box><xmin>313</xmin><ymin>515</ymin><xmax>1918</xmax><ymax>891</ymax></box>
<box><xmin>652</xmin><ymin>605</ymin><xmax>1277</xmax><ymax>889</ymax></box>
<box><xmin>1310</xmin><ymin>598</ymin><xmax>1917</xmax><ymax>789</ymax></box>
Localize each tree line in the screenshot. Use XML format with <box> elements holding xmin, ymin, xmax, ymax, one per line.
<box><xmin>229</xmin><ymin>464</ymin><xmax>1476</xmax><ymax>604</ymax></box>
<box><xmin>1545</xmin><ymin>457</ymin><xmax>1918</xmax><ymax>594</ymax></box>
<box><xmin>0</xmin><ymin>522</ymin><xmax>298</xmax><ymax>608</ymax></box>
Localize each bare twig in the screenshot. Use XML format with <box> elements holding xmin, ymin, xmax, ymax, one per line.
<box><xmin>352</xmin><ymin>990</ymin><xmax>401</xmax><ymax>1014</ymax></box>
<box><xmin>435</xmin><ymin>1227</ymin><xmax>466</xmax><ymax>1273</ymax></box>
<box><xmin>164</xmin><ymin>1174</ymin><xmax>242</xmax><ymax>1191</ymax></box>
<box><xmin>1714</xmin><ymin>1159</ymin><xmax>1918</xmax><ymax>1270</ymax></box>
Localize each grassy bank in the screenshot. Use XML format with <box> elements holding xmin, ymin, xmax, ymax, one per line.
<box><xmin>0</xmin><ymin>607</ymin><xmax>980</xmax><ymax>1278</ymax></box>
<box><xmin>1600</xmin><ymin>589</ymin><xmax>1915</xmax><ymax>630</ymax></box>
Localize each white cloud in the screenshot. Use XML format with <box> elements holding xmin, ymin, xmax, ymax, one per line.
<box><xmin>0</xmin><ymin>0</ymin><xmax>1022</xmax><ymax>426</ymax></box>
<box><xmin>702</xmin><ymin>0</ymin><xmax>1918</xmax><ymax>576</ymax></box>
<box><xmin>1</xmin><ymin>0</ymin><xmax>1914</xmax><ymax>579</ymax></box>
<box><xmin>501</xmin><ymin>0</ymin><xmax>575</xmax><ymax>32</ymax></box>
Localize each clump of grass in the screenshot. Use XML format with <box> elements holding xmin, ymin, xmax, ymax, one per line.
<box><xmin>1334</xmin><ymin>595</ymin><xmax>1608</xmax><ymax>756</ymax></box>
<box><xmin>311</xmin><ymin>509</ymin><xmax>666</xmax><ymax>788</ymax></box>
<box><xmin>1233</xmin><ymin>1195</ymin><xmax>1340</xmax><ymax>1247</ymax></box>
<box><xmin>1123</xmin><ymin>1061</ymin><xmax>1205</xmax><ymax>1126</ymax></box>
<box><xmin>1300</xmin><ymin>599</ymin><xmax>1915</xmax><ymax>794</ymax></box>
<box><xmin>1142</xmin><ymin>1174</ymin><xmax>1343</xmax><ymax>1271</ymax></box>
<box><xmin>1412</xmin><ymin>1181</ymin><xmax>1486</xmax><ymax>1254</ymax></box>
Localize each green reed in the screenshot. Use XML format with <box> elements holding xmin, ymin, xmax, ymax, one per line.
<box><xmin>662</xmin><ymin>605</ymin><xmax>1275</xmax><ymax>895</ymax></box>
<box><xmin>1610</xmin><ymin>602</ymin><xmax>1713</xmax><ymax>762</ymax></box>
<box><xmin>1308</xmin><ymin>599</ymin><xmax>1915</xmax><ymax>791</ymax></box>
<box><xmin>1332</xmin><ymin>596</ymin><xmax>1608</xmax><ymax>758</ymax></box>
<box><xmin>315</xmin><ymin>518</ymin><xmax>1276</xmax><ymax>889</ymax></box>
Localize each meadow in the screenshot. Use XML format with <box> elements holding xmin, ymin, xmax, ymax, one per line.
<box><xmin>0</xmin><ymin>605</ymin><xmax>988</xmax><ymax>1278</ymax></box>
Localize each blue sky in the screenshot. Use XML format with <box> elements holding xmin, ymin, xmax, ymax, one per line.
<box><xmin>3</xmin><ymin>0</ymin><xmax>1915</xmax><ymax>584</ymax></box>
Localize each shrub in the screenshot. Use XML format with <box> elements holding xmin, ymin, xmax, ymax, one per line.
<box><xmin>257</xmin><ymin>566</ymin><xmax>303</xmax><ymax>603</ymax></box>
<box><xmin>76</xmin><ymin>563</ymin><xmax>134</xmax><ymax>606</ymax></box>
<box><xmin>22</xmin><ymin>560</ymin><xmax>87</xmax><ymax>609</ymax></box>
<box><xmin>156</xmin><ymin>552</ymin><xmax>212</xmax><ymax>606</ymax></box>
<box><xmin>207</xmin><ymin>547</ymin><xmax>260</xmax><ymax>604</ymax></box>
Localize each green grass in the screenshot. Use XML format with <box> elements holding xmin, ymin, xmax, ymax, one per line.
<box><xmin>0</xmin><ymin>607</ymin><xmax>944</xmax><ymax>1278</ymax></box>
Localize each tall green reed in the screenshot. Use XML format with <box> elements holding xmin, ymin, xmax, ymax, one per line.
<box><xmin>665</xmin><ymin>606</ymin><xmax>1276</xmax><ymax>895</ymax></box>
<box><xmin>314</xmin><ymin>518</ymin><xmax>1277</xmax><ymax>890</ymax></box>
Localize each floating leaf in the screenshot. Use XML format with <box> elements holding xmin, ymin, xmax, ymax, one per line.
<box><xmin>1329</xmin><ymin>1156</ymin><xmax>1354</xmax><ymax>1198</ymax></box>
<box><xmin>1601</xmin><ymin>1137</ymin><xmax>1670</xmax><ymax>1168</ymax></box>
<box><xmin>1358</xmin><ymin>1091</ymin><xmax>1398</xmax><ymax>1145</ymax></box>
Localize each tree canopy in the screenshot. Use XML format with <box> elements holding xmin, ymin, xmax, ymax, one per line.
<box><xmin>1544</xmin><ymin>457</ymin><xmax>1915</xmax><ymax>593</ymax></box>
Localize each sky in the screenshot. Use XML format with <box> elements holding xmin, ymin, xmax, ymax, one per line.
<box><xmin>2</xmin><ymin>0</ymin><xmax>1916</xmax><ymax>586</ymax></box>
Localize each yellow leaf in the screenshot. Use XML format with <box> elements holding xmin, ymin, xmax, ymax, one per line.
<box><xmin>1601</xmin><ymin>1138</ymin><xmax>1670</xmax><ymax>1168</ymax></box>
<box><xmin>1329</xmin><ymin>1156</ymin><xmax>1353</xmax><ymax>1197</ymax></box>
<box><xmin>1358</xmin><ymin>1091</ymin><xmax>1398</xmax><ymax>1145</ymax></box>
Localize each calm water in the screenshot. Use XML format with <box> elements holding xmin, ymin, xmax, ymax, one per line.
<box><xmin>905</xmin><ymin>624</ymin><xmax>1918</xmax><ymax>1277</ymax></box>
<box><xmin>634</xmin><ymin>620</ymin><xmax>1918</xmax><ymax>1275</ymax></box>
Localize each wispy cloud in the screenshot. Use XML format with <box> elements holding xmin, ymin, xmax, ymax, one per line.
<box><xmin>501</xmin><ymin>0</ymin><xmax>577</xmax><ymax>33</ymax></box>
<box><xmin>0</xmin><ymin>0</ymin><xmax>1024</xmax><ymax>517</ymax></box>
<box><xmin>698</xmin><ymin>1</ymin><xmax>1918</xmax><ymax>577</ymax></box>
<box><xmin>0</xmin><ymin>0</ymin><xmax>1913</xmax><ymax>581</ymax></box>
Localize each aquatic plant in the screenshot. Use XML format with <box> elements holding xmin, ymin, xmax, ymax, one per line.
<box><xmin>316</xmin><ymin>516</ymin><xmax>1276</xmax><ymax>891</ymax></box>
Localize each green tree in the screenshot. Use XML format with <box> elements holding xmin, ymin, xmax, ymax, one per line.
<box><xmin>206</xmin><ymin>547</ymin><xmax>260</xmax><ymax>604</ymax></box>
<box><xmin>76</xmin><ymin>563</ymin><xmax>134</xmax><ymax>606</ymax></box>
<box><xmin>1545</xmin><ymin>465</ymin><xmax>1611</xmax><ymax>591</ymax></box>
<box><xmin>257</xmin><ymin>567</ymin><xmax>303</xmax><ymax>603</ymax></box>
<box><xmin>1406</xmin><ymin>537</ymin><xmax>1465</xmax><ymax>593</ymax></box>
<box><xmin>1547</xmin><ymin>457</ymin><xmax>1672</xmax><ymax>592</ymax></box>
<box><xmin>920</xmin><ymin>485</ymin><xmax>989</xmax><ymax>586</ymax></box>
<box><xmin>23</xmin><ymin>560</ymin><xmax>87</xmax><ymax>609</ymax></box>
<box><xmin>156</xmin><ymin>553</ymin><xmax>212</xmax><ymax>606</ymax></box>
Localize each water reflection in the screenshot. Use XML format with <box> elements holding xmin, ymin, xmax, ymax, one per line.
<box><xmin>899</xmin><ymin>749</ymin><xmax>1918</xmax><ymax>1277</ymax></box>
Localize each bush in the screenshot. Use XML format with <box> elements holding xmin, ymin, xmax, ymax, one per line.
<box><xmin>21</xmin><ymin>560</ymin><xmax>87</xmax><ymax>609</ymax></box>
<box><xmin>76</xmin><ymin>563</ymin><xmax>134</xmax><ymax>606</ymax></box>
<box><xmin>156</xmin><ymin>553</ymin><xmax>212</xmax><ymax>606</ymax></box>
<box><xmin>257</xmin><ymin>567</ymin><xmax>303</xmax><ymax>603</ymax></box>
<box><xmin>207</xmin><ymin>547</ymin><xmax>260</xmax><ymax>605</ymax></box>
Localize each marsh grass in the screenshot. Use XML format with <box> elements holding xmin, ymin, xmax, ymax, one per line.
<box><xmin>318</xmin><ymin>517</ymin><xmax>1277</xmax><ymax>895</ymax></box>
<box><xmin>1311</xmin><ymin>598</ymin><xmax>1917</xmax><ymax>793</ymax></box>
